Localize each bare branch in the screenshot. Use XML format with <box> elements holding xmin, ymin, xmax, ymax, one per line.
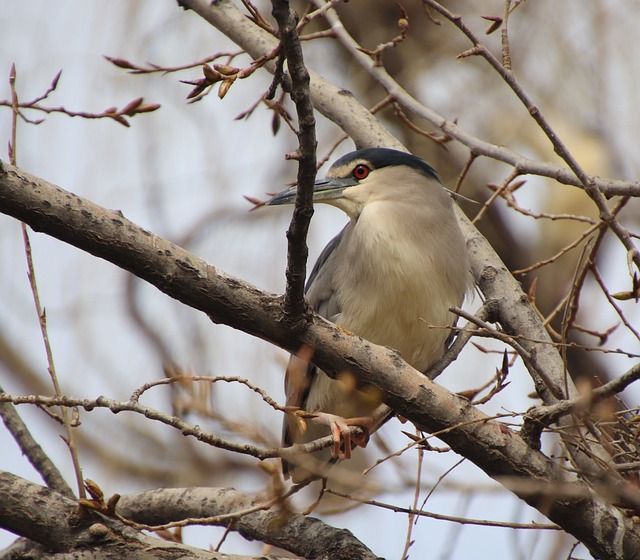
<box><xmin>116</xmin><ymin>486</ymin><xmax>381</xmax><ymax>560</ymax></box>
<box><xmin>271</xmin><ymin>0</ymin><xmax>317</xmax><ymax>319</ymax></box>
<box><xmin>325</xmin><ymin>488</ymin><xmax>561</xmax><ymax>531</ymax></box>
<box><xmin>9</xmin><ymin>63</ymin><xmax>85</xmax><ymax>499</ymax></box>
<box><xmin>312</xmin><ymin>0</ymin><xmax>640</xmax><ymax>198</ymax></box>
<box><xmin>525</xmin><ymin>364</ymin><xmax>640</xmax><ymax>427</ymax></box>
<box><xmin>0</xmin><ymin>472</ymin><xmax>293</xmax><ymax>559</ymax></box>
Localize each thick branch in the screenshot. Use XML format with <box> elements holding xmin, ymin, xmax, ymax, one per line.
<box><xmin>117</xmin><ymin>487</ymin><xmax>380</xmax><ymax>560</ymax></box>
<box><xmin>1</xmin><ymin>161</ymin><xmax>639</xmax><ymax>559</ymax></box>
<box><xmin>0</xmin><ymin>471</ymin><xmax>262</xmax><ymax>560</ymax></box>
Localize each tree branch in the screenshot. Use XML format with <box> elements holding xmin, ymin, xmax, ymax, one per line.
<box><xmin>117</xmin><ymin>486</ymin><xmax>381</xmax><ymax>560</ymax></box>
<box><xmin>0</xmin><ymin>471</ymin><xmax>283</xmax><ymax>559</ymax></box>
<box><xmin>271</xmin><ymin>0</ymin><xmax>318</xmax><ymax>320</ymax></box>
<box><xmin>525</xmin><ymin>363</ymin><xmax>640</xmax><ymax>427</ymax></box>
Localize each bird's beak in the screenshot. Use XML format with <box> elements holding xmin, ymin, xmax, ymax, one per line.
<box><xmin>265</xmin><ymin>176</ymin><xmax>358</xmax><ymax>206</ymax></box>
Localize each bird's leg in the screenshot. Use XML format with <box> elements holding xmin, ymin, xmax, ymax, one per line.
<box><xmin>311</xmin><ymin>412</ymin><xmax>374</xmax><ymax>459</ymax></box>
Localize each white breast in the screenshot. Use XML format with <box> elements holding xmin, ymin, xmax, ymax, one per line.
<box><xmin>334</xmin><ymin>198</ymin><xmax>468</xmax><ymax>372</ymax></box>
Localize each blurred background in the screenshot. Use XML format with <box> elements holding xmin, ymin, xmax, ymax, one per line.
<box><xmin>1</xmin><ymin>1</ymin><xmax>639</xmax><ymax>558</ymax></box>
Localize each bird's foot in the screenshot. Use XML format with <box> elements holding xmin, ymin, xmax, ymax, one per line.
<box><xmin>310</xmin><ymin>412</ymin><xmax>373</xmax><ymax>460</ymax></box>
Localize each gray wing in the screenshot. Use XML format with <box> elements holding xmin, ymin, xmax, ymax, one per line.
<box><xmin>282</xmin><ymin>225</ymin><xmax>348</xmax><ymax>452</ymax></box>
<box><xmin>304</xmin><ymin>226</ymin><xmax>347</xmax><ymax>321</ymax></box>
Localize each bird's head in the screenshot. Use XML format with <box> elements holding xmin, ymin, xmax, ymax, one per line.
<box><xmin>266</xmin><ymin>148</ymin><xmax>442</xmax><ymax>219</ymax></box>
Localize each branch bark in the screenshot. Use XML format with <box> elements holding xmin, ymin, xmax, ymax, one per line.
<box><xmin>271</xmin><ymin>0</ymin><xmax>317</xmax><ymax>319</ymax></box>
<box><xmin>0</xmin><ymin>471</ymin><xmax>272</xmax><ymax>560</ymax></box>
<box><xmin>0</xmin><ymin>471</ymin><xmax>381</xmax><ymax>560</ymax></box>
<box><xmin>117</xmin><ymin>487</ymin><xmax>381</xmax><ymax>560</ymax></box>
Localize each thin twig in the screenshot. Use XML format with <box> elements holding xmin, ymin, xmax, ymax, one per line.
<box><xmin>9</xmin><ymin>65</ymin><xmax>85</xmax><ymax>499</ymax></box>
<box><xmin>297</xmin><ymin>0</ymin><xmax>343</xmax><ymax>31</ymax></box>
<box><xmin>590</xmin><ymin>265</ymin><xmax>640</xmax><ymax>343</ymax></box>
<box><xmin>561</xmin><ymin>217</ymin><xmax>610</xmax><ymax>351</ymax></box>
<box><xmin>472</xmin><ymin>169</ymin><xmax>519</xmax><ymax>225</ymax></box>
<box><xmin>401</xmin><ymin>436</ymin><xmax>423</xmax><ymax>560</ymax></box>
<box><xmin>419</xmin><ymin>457</ymin><xmax>466</xmax><ymax>512</ymax></box>
<box><xmin>452</xmin><ymin>152</ymin><xmax>477</xmax><ymax>193</ymax></box>
<box><xmin>104</xmin><ymin>51</ymin><xmax>243</xmax><ymax>74</ymax></box>
<box><xmin>0</xmin><ymin>391</ymin><xmax>377</xmax><ymax>461</ymax></box>
<box><xmin>425</xmin><ymin>303</ymin><xmax>491</xmax><ymax>380</ymax></box>
<box><xmin>325</xmin><ymin>488</ymin><xmax>560</xmax><ymax>530</ymax></box>
<box><xmin>500</xmin><ymin>0</ymin><xmax>512</xmax><ymax>70</ymax></box>
<box><xmin>491</xmin><ymin>181</ymin><xmax>597</xmax><ymax>224</ymax></box>
<box><xmin>526</xmin><ymin>363</ymin><xmax>640</xmax><ymax>427</ymax></box>
<box><xmin>392</xmin><ymin>101</ymin><xmax>452</xmax><ymax>147</ymax></box>
<box><xmin>512</xmin><ymin>221</ymin><xmax>602</xmax><ymax>276</ymax></box>
<box><xmin>130</xmin><ymin>374</ymin><xmax>286</xmax><ymax>413</ymax></box>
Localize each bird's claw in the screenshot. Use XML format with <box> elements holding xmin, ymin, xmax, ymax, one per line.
<box><xmin>311</xmin><ymin>412</ymin><xmax>373</xmax><ymax>460</ymax></box>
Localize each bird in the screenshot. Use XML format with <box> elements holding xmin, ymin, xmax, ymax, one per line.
<box><xmin>266</xmin><ymin>148</ymin><xmax>472</xmax><ymax>482</ymax></box>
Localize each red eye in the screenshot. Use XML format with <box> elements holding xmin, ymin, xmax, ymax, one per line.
<box><xmin>352</xmin><ymin>164</ymin><xmax>370</xmax><ymax>180</ymax></box>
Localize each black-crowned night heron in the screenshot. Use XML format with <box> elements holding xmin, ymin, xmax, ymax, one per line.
<box><xmin>266</xmin><ymin>148</ymin><xmax>471</xmax><ymax>482</ymax></box>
